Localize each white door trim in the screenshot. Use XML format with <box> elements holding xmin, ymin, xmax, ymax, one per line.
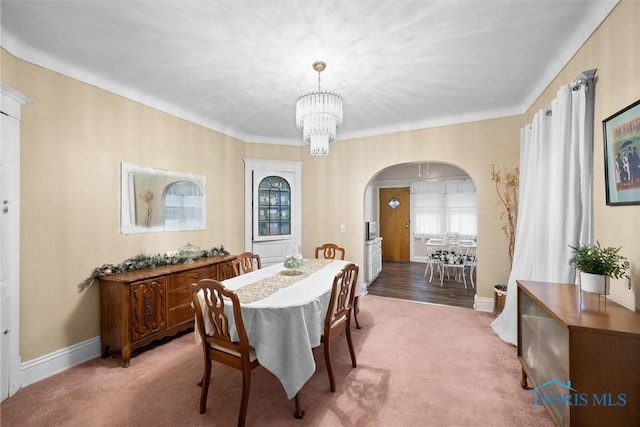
<box><xmin>1</xmin><ymin>82</ymin><xmax>32</xmax><ymax>401</ymax></box>
<box><xmin>242</xmin><ymin>159</ymin><xmax>302</xmax><ymax>263</ymax></box>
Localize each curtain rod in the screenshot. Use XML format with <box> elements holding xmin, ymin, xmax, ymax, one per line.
<box><xmin>542</xmin><ymin>69</ymin><xmax>597</xmax><ymax>117</ymax></box>
<box><xmin>571</xmin><ymin>68</ymin><xmax>597</xmax><ymax>90</ymax></box>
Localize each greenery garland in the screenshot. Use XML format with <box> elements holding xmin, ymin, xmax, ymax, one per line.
<box><xmin>80</xmin><ymin>244</ymin><xmax>230</xmax><ymax>291</ymax></box>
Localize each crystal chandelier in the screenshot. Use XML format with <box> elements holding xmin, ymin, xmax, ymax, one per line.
<box><xmin>295</xmin><ymin>61</ymin><xmax>343</xmax><ymax>156</ymax></box>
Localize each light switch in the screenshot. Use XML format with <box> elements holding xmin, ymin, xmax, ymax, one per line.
<box><xmin>340</xmin><ymin>224</ymin><xmax>346</xmax><ymax>232</ymax></box>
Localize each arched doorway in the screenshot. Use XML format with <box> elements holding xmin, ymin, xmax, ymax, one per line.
<box><xmin>364</xmin><ymin>161</ymin><xmax>478</xmax><ymax>308</ymax></box>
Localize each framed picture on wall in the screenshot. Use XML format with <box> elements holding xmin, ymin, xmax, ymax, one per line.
<box><xmin>602</xmin><ymin>99</ymin><xmax>640</xmax><ymax>206</ymax></box>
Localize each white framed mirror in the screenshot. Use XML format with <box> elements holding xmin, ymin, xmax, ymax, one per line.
<box><xmin>120</xmin><ymin>162</ymin><xmax>206</xmax><ymax>234</ymax></box>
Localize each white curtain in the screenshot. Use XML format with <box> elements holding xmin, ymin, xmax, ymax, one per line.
<box><xmin>445</xmin><ymin>192</ymin><xmax>477</xmax><ymax>236</ymax></box>
<box><xmin>491</xmin><ymin>84</ymin><xmax>593</xmax><ymax>345</ymax></box>
<box><xmin>413</xmin><ymin>192</ymin><xmax>445</xmax><ymax>236</ymax></box>
<box><xmin>411</xmin><ymin>179</ymin><xmax>477</xmax><ymax>238</ymax></box>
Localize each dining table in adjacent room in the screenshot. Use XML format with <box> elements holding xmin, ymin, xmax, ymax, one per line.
<box><xmin>423</xmin><ymin>237</ymin><xmax>477</xmax><ymax>287</ymax></box>
<box><xmin>198</xmin><ymin>258</ymin><xmax>357</xmax><ymax>406</ymax></box>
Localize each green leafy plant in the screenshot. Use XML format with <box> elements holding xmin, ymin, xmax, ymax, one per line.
<box><xmin>79</xmin><ymin>244</ymin><xmax>230</xmax><ymax>291</ymax></box>
<box><xmin>569</xmin><ymin>242</ymin><xmax>631</xmax><ymax>288</ymax></box>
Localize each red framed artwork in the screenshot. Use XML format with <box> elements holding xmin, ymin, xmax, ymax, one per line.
<box><xmin>602</xmin><ymin>99</ymin><xmax>640</xmax><ymax>206</ymax></box>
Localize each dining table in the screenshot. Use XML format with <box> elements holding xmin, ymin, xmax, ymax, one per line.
<box><xmin>212</xmin><ymin>258</ymin><xmax>353</xmax><ymax>400</ymax></box>
<box><xmin>423</xmin><ymin>238</ymin><xmax>477</xmax><ymax>287</ymax></box>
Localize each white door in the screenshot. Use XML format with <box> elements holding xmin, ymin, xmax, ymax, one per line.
<box><xmin>243</xmin><ymin>159</ymin><xmax>302</xmax><ymax>266</ymax></box>
<box><xmin>1</xmin><ymin>84</ymin><xmax>30</xmax><ymax>401</ymax></box>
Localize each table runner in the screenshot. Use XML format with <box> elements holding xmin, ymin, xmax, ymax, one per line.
<box><xmin>235</xmin><ymin>258</ymin><xmax>333</xmax><ymax>304</ymax></box>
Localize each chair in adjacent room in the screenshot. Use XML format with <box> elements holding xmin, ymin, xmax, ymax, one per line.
<box><xmin>231</xmin><ymin>252</ymin><xmax>262</xmax><ymax>276</ymax></box>
<box><xmin>321</xmin><ymin>263</ymin><xmax>359</xmax><ymax>392</ymax></box>
<box><xmin>443</xmin><ymin>244</ymin><xmax>476</xmax><ymax>289</ymax></box>
<box><xmin>190</xmin><ymin>279</ymin><xmax>259</xmax><ymax>427</ymax></box>
<box><xmin>314</xmin><ymin>243</ymin><xmax>346</xmax><ymax>260</ymax></box>
<box><xmin>423</xmin><ymin>238</ymin><xmax>445</xmax><ymax>283</ymax></box>
<box><xmin>463</xmin><ymin>246</ymin><xmax>477</xmax><ymax>288</ymax></box>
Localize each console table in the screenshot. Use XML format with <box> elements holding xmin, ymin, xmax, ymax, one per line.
<box><xmin>99</xmin><ymin>255</ymin><xmax>236</xmax><ymax>367</ymax></box>
<box><xmin>517</xmin><ymin>280</ymin><xmax>640</xmax><ymax>426</ymax></box>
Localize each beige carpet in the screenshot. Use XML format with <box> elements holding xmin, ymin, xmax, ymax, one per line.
<box><xmin>0</xmin><ymin>295</ymin><xmax>552</xmax><ymax>426</ymax></box>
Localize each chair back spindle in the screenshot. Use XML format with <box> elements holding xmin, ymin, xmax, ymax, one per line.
<box><xmin>232</xmin><ymin>252</ymin><xmax>262</xmax><ymax>276</ymax></box>
<box><xmin>314</xmin><ymin>243</ymin><xmax>346</xmax><ymax>260</ymax></box>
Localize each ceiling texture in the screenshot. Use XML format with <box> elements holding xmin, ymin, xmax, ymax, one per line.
<box><xmin>1</xmin><ymin>0</ymin><xmax>618</xmax><ymax>147</ymax></box>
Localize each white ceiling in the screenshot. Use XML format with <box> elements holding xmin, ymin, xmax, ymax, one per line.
<box><xmin>1</xmin><ymin>0</ymin><xmax>618</xmax><ymax>146</ymax></box>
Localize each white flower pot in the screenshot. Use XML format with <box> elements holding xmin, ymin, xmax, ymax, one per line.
<box><xmin>579</xmin><ymin>271</ymin><xmax>610</xmax><ymax>295</ymax></box>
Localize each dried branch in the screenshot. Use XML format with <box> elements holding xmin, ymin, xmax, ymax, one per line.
<box><xmin>491</xmin><ymin>164</ymin><xmax>519</xmax><ymax>265</ymax></box>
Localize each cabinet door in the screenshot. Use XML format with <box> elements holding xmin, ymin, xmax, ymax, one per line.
<box><xmin>254</xmin><ymin>174</ymin><xmax>293</xmax><ymax>241</ymax></box>
<box><xmin>366</xmin><ymin>238</ymin><xmax>383</xmax><ymax>282</ymax></box>
<box><xmin>244</xmin><ymin>159</ymin><xmax>302</xmax><ymax>266</ymax></box>
<box><xmin>518</xmin><ymin>287</ymin><xmax>569</xmax><ymax>426</ymax></box>
<box><xmin>130</xmin><ymin>278</ymin><xmax>167</xmax><ymax>341</ymax></box>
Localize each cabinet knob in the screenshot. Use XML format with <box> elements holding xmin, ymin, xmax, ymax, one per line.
<box><xmin>189</xmin><ymin>273</ymin><xmax>200</xmax><ymax>280</ymax></box>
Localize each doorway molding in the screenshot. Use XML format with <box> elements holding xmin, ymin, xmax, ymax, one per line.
<box><xmin>1</xmin><ymin>82</ymin><xmax>32</xmax><ymax>401</ymax></box>
<box><xmin>242</xmin><ymin>158</ymin><xmax>302</xmax><ymax>265</ymax></box>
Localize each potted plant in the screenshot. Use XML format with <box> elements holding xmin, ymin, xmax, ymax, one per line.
<box><xmin>569</xmin><ymin>241</ymin><xmax>631</xmax><ymax>295</ymax></box>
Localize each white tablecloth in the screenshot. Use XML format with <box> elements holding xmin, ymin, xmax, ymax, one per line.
<box><xmin>220</xmin><ymin>259</ymin><xmax>351</xmax><ymax>399</ymax></box>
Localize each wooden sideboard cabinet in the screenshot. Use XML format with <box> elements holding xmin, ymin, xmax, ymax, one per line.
<box><xmin>517</xmin><ymin>280</ymin><xmax>640</xmax><ymax>427</ymax></box>
<box><xmin>100</xmin><ymin>255</ymin><xmax>236</xmax><ymax>367</ymax></box>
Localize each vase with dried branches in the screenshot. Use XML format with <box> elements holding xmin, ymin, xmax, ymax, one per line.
<box><xmin>491</xmin><ymin>164</ymin><xmax>519</xmax><ymax>265</ymax></box>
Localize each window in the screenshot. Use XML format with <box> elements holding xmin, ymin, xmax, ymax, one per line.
<box><xmin>163</xmin><ymin>181</ymin><xmax>204</xmax><ymax>228</ymax></box>
<box><xmin>411</xmin><ymin>179</ymin><xmax>477</xmax><ymax>238</ymax></box>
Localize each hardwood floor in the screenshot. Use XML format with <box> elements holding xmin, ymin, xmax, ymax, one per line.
<box><xmin>366</xmin><ymin>260</ymin><xmax>476</xmax><ymax>309</ymax></box>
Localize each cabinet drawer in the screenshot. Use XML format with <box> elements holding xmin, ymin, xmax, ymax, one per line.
<box><xmin>168</xmin><ymin>304</ymin><xmax>194</xmax><ymax>327</ymax></box>
<box><xmin>168</xmin><ymin>285</ymin><xmax>191</xmax><ymax>308</ymax></box>
<box><xmin>168</xmin><ymin>266</ymin><xmax>213</xmax><ymax>290</ymax></box>
<box><xmin>167</xmin><ymin>268</ymin><xmax>209</xmax><ymax>327</ymax></box>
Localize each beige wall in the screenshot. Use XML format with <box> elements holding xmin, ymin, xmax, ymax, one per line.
<box><xmin>3</xmin><ymin>0</ymin><xmax>639</xmax><ymax>362</ymax></box>
<box><xmin>9</xmin><ymin>53</ymin><xmax>251</xmax><ymax>360</ymax></box>
<box><xmin>524</xmin><ymin>0</ymin><xmax>640</xmax><ymax>310</ymax></box>
<box><xmin>293</xmin><ymin>116</ymin><xmax>521</xmax><ymax>294</ymax></box>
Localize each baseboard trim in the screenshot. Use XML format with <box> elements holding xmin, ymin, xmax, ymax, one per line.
<box><xmin>20</xmin><ymin>336</ymin><xmax>101</xmax><ymax>388</ymax></box>
<box><xmin>474</xmin><ymin>295</ymin><xmax>494</xmax><ymax>312</ymax></box>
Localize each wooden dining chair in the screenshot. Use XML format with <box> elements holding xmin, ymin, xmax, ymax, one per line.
<box><xmin>314</xmin><ymin>243</ymin><xmax>362</xmax><ymax>329</ymax></box>
<box><xmin>321</xmin><ymin>263</ymin><xmax>359</xmax><ymax>392</ymax></box>
<box><xmin>190</xmin><ymin>279</ymin><xmax>259</xmax><ymax>427</ymax></box>
<box><xmin>231</xmin><ymin>252</ymin><xmax>262</xmax><ymax>276</ymax></box>
<box><xmin>314</xmin><ymin>243</ymin><xmax>346</xmax><ymax>260</ymax></box>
